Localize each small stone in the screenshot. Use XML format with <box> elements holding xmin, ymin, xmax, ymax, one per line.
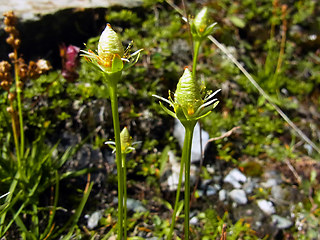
<box><xmin>229</xmin><ymin>189</ymin><xmax>247</xmax><ymax>205</ymax></box>
<box><xmin>206</xmin><ymin>185</ymin><xmax>217</xmax><ymax>196</ymax></box>
<box><xmin>190</xmin><ymin>216</ymin><xmax>198</xmax><ymax>225</ymax></box>
<box><xmin>173</xmin><ymin>119</ymin><xmax>209</xmax><ymax>162</ymax></box>
<box><xmin>126</xmin><ymin>198</ymin><xmax>147</xmax><ymax>212</ymax></box>
<box><xmin>261</xmin><ymin>178</ymin><xmax>278</xmax><ymax>188</ymax></box>
<box><xmin>271</xmin><ymin>185</ymin><xmax>285</xmax><ymax>201</ymax></box>
<box><xmin>257</xmin><ymin>199</ymin><xmax>276</xmax><ymax>215</ymax></box>
<box><xmin>243</xmin><ymin>178</ymin><xmax>257</xmax><ymax>194</ymax></box>
<box><xmin>87</xmin><ymin>211</ymin><xmax>102</xmax><ymax>229</ymax></box>
<box><xmin>219</xmin><ymin>189</ymin><xmax>227</xmax><ymax>201</ymax></box>
<box><xmin>224</xmin><ymin>168</ymin><xmax>247</xmax><ymax>188</ymax></box>
<box><xmin>272</xmin><ymin>215</ymin><xmax>293</xmax><ymax>229</ymax></box>
<box><xmin>113</xmin><ymin>198</ymin><xmax>147</xmax><ymax>212</ymax></box>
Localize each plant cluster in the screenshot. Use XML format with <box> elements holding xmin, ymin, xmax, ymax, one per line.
<box><xmin>0</xmin><ymin>11</ymin><xmax>93</xmax><ymax>240</ymax></box>
<box><xmin>1</xmin><ymin>0</ymin><xmax>320</xmax><ymax>239</ymax></box>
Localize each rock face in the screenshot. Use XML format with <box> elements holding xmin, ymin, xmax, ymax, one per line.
<box><xmin>0</xmin><ymin>0</ymin><xmax>142</xmax><ymax>20</ymax></box>
<box><xmin>0</xmin><ymin>0</ymin><xmax>143</xmax><ymax>67</ymax></box>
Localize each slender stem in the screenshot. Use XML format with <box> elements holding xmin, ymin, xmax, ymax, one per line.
<box><xmin>192</xmin><ymin>40</ymin><xmax>201</xmax><ymax>79</ymax></box>
<box><xmin>167</xmin><ymin>149</ymin><xmax>185</xmax><ymax>240</ymax></box>
<box><xmin>122</xmin><ymin>153</ymin><xmax>127</xmax><ymax>240</ymax></box>
<box><xmin>9</xmin><ymin>101</ymin><xmax>20</xmax><ymax>167</ymax></box>
<box><xmin>107</xmin><ymin>75</ymin><xmax>124</xmax><ymax>240</ymax></box>
<box><xmin>183</xmin><ymin>126</ymin><xmax>194</xmax><ymax>240</ymax></box>
<box><xmin>167</xmin><ymin>123</ymin><xmax>195</xmax><ymax>240</ymax></box>
<box><xmin>14</xmin><ymin>48</ymin><xmax>24</xmax><ymax>159</ymax></box>
<box><xmin>0</xmin><ymin>171</ymin><xmax>20</xmax><ymax>235</ymax></box>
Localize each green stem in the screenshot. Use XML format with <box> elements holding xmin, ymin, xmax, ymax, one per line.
<box><xmin>106</xmin><ymin>73</ymin><xmax>124</xmax><ymax>240</ymax></box>
<box><xmin>122</xmin><ymin>153</ymin><xmax>127</xmax><ymax>240</ymax></box>
<box><xmin>9</xmin><ymin>102</ymin><xmax>20</xmax><ymax>168</ymax></box>
<box><xmin>167</xmin><ymin>123</ymin><xmax>195</xmax><ymax>240</ymax></box>
<box><xmin>192</xmin><ymin>40</ymin><xmax>201</xmax><ymax>79</ymax></box>
<box><xmin>14</xmin><ymin>49</ymin><xmax>24</xmax><ymax>160</ymax></box>
<box><xmin>183</xmin><ymin>126</ymin><xmax>194</xmax><ymax>240</ymax></box>
<box><xmin>166</xmin><ymin>148</ymin><xmax>185</xmax><ymax>240</ymax></box>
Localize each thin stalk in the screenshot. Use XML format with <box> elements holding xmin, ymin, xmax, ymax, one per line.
<box><xmin>166</xmin><ymin>150</ymin><xmax>185</xmax><ymax>240</ymax></box>
<box><xmin>183</xmin><ymin>127</ymin><xmax>194</xmax><ymax>240</ymax></box>
<box><xmin>192</xmin><ymin>40</ymin><xmax>201</xmax><ymax>79</ymax></box>
<box><xmin>9</xmin><ymin>101</ymin><xmax>20</xmax><ymax>167</ymax></box>
<box><xmin>275</xmin><ymin>5</ymin><xmax>287</xmax><ymax>75</ymax></box>
<box><xmin>122</xmin><ymin>153</ymin><xmax>127</xmax><ymax>240</ymax></box>
<box><xmin>13</xmin><ymin>48</ymin><xmax>24</xmax><ymax>159</ymax></box>
<box><xmin>167</xmin><ymin>124</ymin><xmax>195</xmax><ymax>240</ymax></box>
<box><xmin>0</xmin><ymin>172</ymin><xmax>20</xmax><ymax>235</ymax></box>
<box><xmin>107</xmin><ymin>75</ymin><xmax>124</xmax><ymax>240</ymax></box>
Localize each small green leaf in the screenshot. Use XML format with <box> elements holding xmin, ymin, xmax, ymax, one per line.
<box><xmin>229</xmin><ymin>15</ymin><xmax>246</xmax><ymax>28</ymax></box>
<box><xmin>111</xmin><ymin>54</ymin><xmax>124</xmax><ymax>73</ymax></box>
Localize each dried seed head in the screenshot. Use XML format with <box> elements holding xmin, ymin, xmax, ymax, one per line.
<box><xmin>0</xmin><ymin>61</ymin><xmax>11</xmax><ymax>73</ymax></box>
<box><xmin>6</xmin><ymin>35</ymin><xmax>15</xmax><ymax>46</ymax></box>
<box><xmin>1</xmin><ymin>80</ymin><xmax>10</xmax><ymax>90</ymax></box>
<box><xmin>14</xmin><ymin>39</ymin><xmax>21</xmax><ymax>48</ymax></box>
<box><xmin>8</xmin><ymin>92</ymin><xmax>15</xmax><ymax>101</ymax></box>
<box><xmin>3</xmin><ymin>11</ymin><xmax>18</xmax><ymax>27</ymax></box>
<box><xmin>8</xmin><ymin>52</ymin><xmax>15</xmax><ymax>60</ymax></box>
<box><xmin>6</xmin><ymin>106</ymin><xmax>14</xmax><ymax>114</ymax></box>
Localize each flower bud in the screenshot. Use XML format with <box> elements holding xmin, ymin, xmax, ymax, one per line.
<box><xmin>194</xmin><ymin>7</ymin><xmax>209</xmax><ymax>33</ymax></box>
<box><xmin>153</xmin><ymin>67</ymin><xmax>220</xmax><ymax>126</ymax></box>
<box><xmin>175</xmin><ymin>68</ymin><xmax>203</xmax><ymax>120</ymax></box>
<box><xmin>98</xmin><ymin>24</ymin><xmax>124</xmax><ymax>71</ymax></box>
<box><xmin>190</xmin><ymin>7</ymin><xmax>217</xmax><ymax>40</ymax></box>
<box><xmin>120</xmin><ymin>127</ymin><xmax>132</xmax><ymax>153</ymax></box>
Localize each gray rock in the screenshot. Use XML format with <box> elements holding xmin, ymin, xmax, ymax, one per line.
<box><xmin>261</xmin><ymin>178</ymin><xmax>278</xmax><ymax>188</ymax></box>
<box><xmin>229</xmin><ymin>189</ymin><xmax>247</xmax><ymax>205</ymax></box>
<box><xmin>206</xmin><ymin>185</ymin><xmax>217</xmax><ymax>196</ymax></box>
<box><xmin>272</xmin><ymin>215</ymin><xmax>293</xmax><ymax>229</ymax></box>
<box><xmin>173</xmin><ymin>119</ymin><xmax>209</xmax><ymax>162</ymax></box>
<box><xmin>243</xmin><ymin>178</ymin><xmax>257</xmax><ymax>194</ymax></box>
<box><xmin>257</xmin><ymin>199</ymin><xmax>276</xmax><ymax>216</ymax></box>
<box><xmin>271</xmin><ymin>185</ymin><xmax>285</xmax><ymax>201</ymax></box>
<box><xmin>190</xmin><ymin>216</ymin><xmax>198</xmax><ymax>225</ymax></box>
<box><xmin>0</xmin><ymin>0</ymin><xmax>142</xmax><ymax>21</ymax></box>
<box><xmin>126</xmin><ymin>198</ymin><xmax>147</xmax><ymax>212</ymax></box>
<box><xmin>224</xmin><ymin>168</ymin><xmax>247</xmax><ymax>188</ymax></box>
<box><xmin>87</xmin><ymin>211</ymin><xmax>102</xmax><ymax>229</ymax></box>
<box><xmin>219</xmin><ymin>189</ymin><xmax>227</xmax><ymax>201</ymax></box>
<box><xmin>113</xmin><ymin>198</ymin><xmax>147</xmax><ymax>212</ymax></box>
